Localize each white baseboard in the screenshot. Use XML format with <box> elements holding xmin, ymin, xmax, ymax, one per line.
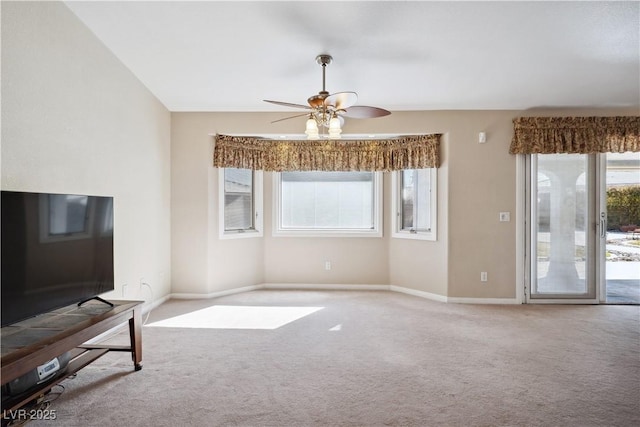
<box><xmin>262</xmin><ymin>283</ymin><xmax>389</xmax><ymax>291</ymax></box>
<box><xmin>389</xmin><ymin>285</ymin><xmax>448</xmax><ymax>302</ymax></box>
<box><xmin>170</xmin><ymin>284</ymin><xmax>263</xmax><ymax>300</ymax></box>
<box><xmin>447</xmin><ymin>297</ymin><xmax>521</xmax><ymax>305</ymax></box>
<box><xmin>523</xmin><ymin>299</ymin><xmax>597</xmax><ymax>305</ymax></box>
<box><xmin>166</xmin><ymin>283</ymin><xmax>520</xmax><ymax>305</ymax></box>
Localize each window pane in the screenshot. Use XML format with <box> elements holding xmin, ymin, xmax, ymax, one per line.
<box><xmin>49</xmin><ymin>195</ymin><xmax>88</xmax><ymax>235</ymax></box>
<box><xmin>224</xmin><ymin>168</ymin><xmax>253</xmax><ymax>231</ymax></box>
<box><xmin>400</xmin><ymin>169</ymin><xmax>431</xmax><ymax>231</ymax></box>
<box><xmin>281</xmin><ymin>171</ymin><xmax>374</xmax><ymax>229</ymax></box>
<box><xmin>225</xmin><ymin>168</ymin><xmax>252</xmax><ymax>193</ymax></box>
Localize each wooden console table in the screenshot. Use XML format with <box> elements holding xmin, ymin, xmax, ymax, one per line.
<box><xmin>1</xmin><ymin>300</ymin><xmax>143</xmax><ymax>413</ymax></box>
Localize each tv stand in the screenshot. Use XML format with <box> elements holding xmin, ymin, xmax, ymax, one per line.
<box><xmin>78</xmin><ymin>296</ymin><xmax>115</xmax><ymax>308</ymax></box>
<box><xmin>1</xmin><ymin>300</ymin><xmax>143</xmax><ymax>415</ymax></box>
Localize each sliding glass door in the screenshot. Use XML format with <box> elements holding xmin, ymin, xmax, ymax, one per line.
<box><xmin>527</xmin><ymin>153</ymin><xmax>640</xmax><ymax>304</ymax></box>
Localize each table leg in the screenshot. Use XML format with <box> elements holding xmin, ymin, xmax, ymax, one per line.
<box><xmin>129</xmin><ymin>306</ymin><xmax>143</xmax><ymax>371</ymax></box>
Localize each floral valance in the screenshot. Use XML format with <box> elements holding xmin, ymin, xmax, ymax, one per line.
<box><xmin>213</xmin><ymin>134</ymin><xmax>441</xmax><ymax>171</ymax></box>
<box><xmin>509</xmin><ymin>116</ymin><xmax>639</xmax><ymax>154</ymax></box>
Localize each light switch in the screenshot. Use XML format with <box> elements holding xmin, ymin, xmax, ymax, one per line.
<box><xmin>499</xmin><ymin>212</ymin><xmax>511</xmax><ymax>222</ymax></box>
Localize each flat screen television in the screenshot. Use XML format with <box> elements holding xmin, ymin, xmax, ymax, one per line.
<box><xmin>1</xmin><ymin>191</ymin><xmax>114</xmax><ymax>326</ymax></box>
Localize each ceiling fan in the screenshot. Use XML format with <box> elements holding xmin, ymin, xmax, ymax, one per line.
<box><xmin>264</xmin><ymin>54</ymin><xmax>391</xmax><ymax>139</ymax></box>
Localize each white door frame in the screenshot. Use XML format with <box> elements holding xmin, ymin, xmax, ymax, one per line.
<box><xmin>597</xmin><ymin>155</ymin><xmax>607</xmax><ymax>303</ymax></box>
<box><xmin>521</xmin><ymin>153</ymin><xmax>601</xmax><ymax>304</ymax></box>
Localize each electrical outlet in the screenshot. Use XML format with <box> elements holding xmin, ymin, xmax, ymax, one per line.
<box><xmin>481</xmin><ymin>272</ymin><xmax>488</xmax><ymax>282</ymax></box>
<box><xmin>499</xmin><ymin>212</ymin><xmax>511</xmax><ymax>222</ymax></box>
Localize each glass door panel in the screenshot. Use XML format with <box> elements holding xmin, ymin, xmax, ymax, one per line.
<box><xmin>604</xmin><ymin>152</ymin><xmax>640</xmax><ymax>304</ymax></box>
<box><xmin>530</xmin><ymin>154</ymin><xmax>596</xmax><ymax>300</ymax></box>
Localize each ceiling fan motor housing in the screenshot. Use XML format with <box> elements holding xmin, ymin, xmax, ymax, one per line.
<box><xmin>316</xmin><ymin>54</ymin><xmax>332</xmax><ymax>66</ymax></box>
<box><xmin>308</xmin><ymin>92</ymin><xmax>329</xmax><ymax>108</ymax></box>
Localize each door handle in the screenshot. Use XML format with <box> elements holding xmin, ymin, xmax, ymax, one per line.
<box><xmin>600</xmin><ymin>212</ymin><xmax>606</xmax><ymax>238</ymax></box>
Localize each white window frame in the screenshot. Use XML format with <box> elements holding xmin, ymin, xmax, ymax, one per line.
<box><xmin>273</xmin><ymin>171</ymin><xmax>383</xmax><ymax>238</ymax></box>
<box><xmin>391</xmin><ymin>168</ymin><xmax>437</xmax><ymax>241</ymax></box>
<box><xmin>218</xmin><ymin>168</ymin><xmax>263</xmax><ymax>240</ymax></box>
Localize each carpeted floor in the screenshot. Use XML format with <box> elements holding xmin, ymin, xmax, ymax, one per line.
<box><xmin>27</xmin><ymin>290</ymin><xmax>640</xmax><ymax>427</ymax></box>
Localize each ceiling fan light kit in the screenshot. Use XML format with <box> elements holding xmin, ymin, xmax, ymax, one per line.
<box><xmin>265</xmin><ymin>54</ymin><xmax>391</xmax><ymax>139</ymax></box>
<box><xmin>328</xmin><ymin>114</ymin><xmax>342</xmax><ymax>139</ymax></box>
<box><xmin>305</xmin><ymin>115</ymin><xmax>319</xmax><ymax>140</ymax></box>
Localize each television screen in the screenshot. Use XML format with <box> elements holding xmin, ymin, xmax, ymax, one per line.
<box><xmin>1</xmin><ymin>191</ymin><xmax>114</xmax><ymax>326</ymax></box>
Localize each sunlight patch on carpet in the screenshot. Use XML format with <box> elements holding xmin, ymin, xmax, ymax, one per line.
<box><xmin>146</xmin><ymin>305</ymin><xmax>324</xmax><ymax>330</ymax></box>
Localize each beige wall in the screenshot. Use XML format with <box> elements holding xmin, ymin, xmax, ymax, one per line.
<box><xmin>171</xmin><ymin>113</ymin><xmax>270</xmax><ymax>295</ymax></box>
<box><xmin>444</xmin><ymin>111</ymin><xmax>517</xmax><ymax>298</ymax></box>
<box><xmin>1</xmin><ymin>2</ymin><xmax>172</xmax><ymax>302</ymax></box>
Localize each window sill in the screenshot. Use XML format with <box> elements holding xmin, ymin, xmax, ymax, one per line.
<box><xmin>273</xmin><ymin>229</ymin><xmax>382</xmax><ymax>238</ymax></box>
<box><xmin>391</xmin><ymin>230</ymin><xmax>437</xmax><ymax>241</ymax></box>
<box><xmin>220</xmin><ymin>229</ymin><xmax>263</xmax><ymax>240</ymax></box>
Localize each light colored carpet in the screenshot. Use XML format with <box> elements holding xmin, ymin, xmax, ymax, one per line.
<box><xmin>28</xmin><ymin>290</ymin><xmax>640</xmax><ymax>426</ymax></box>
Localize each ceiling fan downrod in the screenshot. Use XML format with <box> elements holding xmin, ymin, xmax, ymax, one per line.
<box><xmin>316</xmin><ymin>54</ymin><xmax>332</xmax><ymax>95</ymax></box>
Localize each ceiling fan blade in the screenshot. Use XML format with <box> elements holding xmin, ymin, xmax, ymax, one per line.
<box><xmin>264</xmin><ymin>99</ymin><xmax>312</xmax><ymax>110</ymax></box>
<box><xmin>341</xmin><ymin>106</ymin><xmax>391</xmax><ymax>119</ymax></box>
<box><xmin>271</xmin><ymin>112</ymin><xmax>310</xmax><ymax>124</ymax></box>
<box><xmin>324</xmin><ymin>92</ymin><xmax>358</xmax><ymax>110</ymax></box>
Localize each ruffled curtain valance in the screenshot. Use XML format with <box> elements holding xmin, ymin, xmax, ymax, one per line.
<box><xmin>213</xmin><ymin>134</ymin><xmax>441</xmax><ymax>171</ymax></box>
<box><xmin>509</xmin><ymin>116</ymin><xmax>639</xmax><ymax>154</ymax></box>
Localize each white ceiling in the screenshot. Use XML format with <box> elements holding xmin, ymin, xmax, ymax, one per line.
<box><xmin>65</xmin><ymin>1</ymin><xmax>640</xmax><ymax>113</ymax></box>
